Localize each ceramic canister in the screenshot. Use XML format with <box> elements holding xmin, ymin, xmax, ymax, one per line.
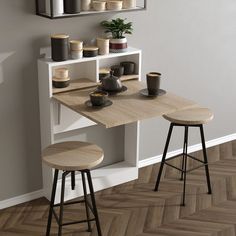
<box><xmin>96</xmin><ymin>38</ymin><xmax>109</xmax><ymax>55</ymax></box>
<box><xmin>46</xmin><ymin>0</ymin><xmax>64</xmax><ymax>16</ymax></box>
<box><xmin>64</xmin><ymin>0</ymin><xmax>81</xmax><ymax>13</ymax></box>
<box><xmin>51</xmin><ymin>34</ymin><xmax>69</xmax><ymax>61</ymax></box>
<box><xmin>81</xmin><ymin>0</ymin><xmax>91</xmax><ymax>11</ymax></box>
<box><xmin>70</xmin><ymin>40</ymin><xmax>83</xmax><ymax>51</ymax></box>
<box><xmin>71</xmin><ymin>50</ymin><xmax>83</xmax><ymax>59</ymax></box>
<box><xmin>83</xmin><ymin>46</ymin><xmax>99</xmax><ymax>57</ymax></box>
<box><xmin>93</xmin><ymin>1</ymin><xmax>106</xmax><ymax>11</ymax></box>
<box><xmin>123</xmin><ymin>0</ymin><xmax>136</xmax><ymax>9</ymax></box>
<box><xmin>107</xmin><ymin>1</ymin><xmax>123</xmax><ymax>10</ymax></box>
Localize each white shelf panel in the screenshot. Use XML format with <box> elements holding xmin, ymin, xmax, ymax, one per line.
<box><xmin>39</xmin><ymin>47</ymin><xmax>141</xmax><ymax>67</ymax></box>
<box><xmin>44</xmin><ymin>161</ymin><xmax>138</xmax><ymax>201</ymax></box>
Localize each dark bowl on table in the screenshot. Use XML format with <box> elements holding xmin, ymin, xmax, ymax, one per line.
<box><xmin>90</xmin><ymin>91</ymin><xmax>108</xmax><ymax>106</ymax></box>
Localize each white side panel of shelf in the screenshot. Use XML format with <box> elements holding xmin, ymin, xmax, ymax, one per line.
<box><xmin>38</xmin><ymin>60</ymin><xmax>55</xmax><ymax>196</ymax></box>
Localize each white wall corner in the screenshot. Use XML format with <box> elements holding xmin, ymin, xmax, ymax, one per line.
<box><xmin>0</xmin><ymin>189</ymin><xmax>44</xmax><ymax>210</ymax></box>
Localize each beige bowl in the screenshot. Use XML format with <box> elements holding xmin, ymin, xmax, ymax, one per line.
<box><xmin>54</xmin><ymin>68</ymin><xmax>69</xmax><ymax>80</ymax></box>
<box><xmin>93</xmin><ymin>1</ymin><xmax>106</xmax><ymax>11</ymax></box>
<box><xmin>107</xmin><ymin>1</ymin><xmax>123</xmax><ymax>10</ymax></box>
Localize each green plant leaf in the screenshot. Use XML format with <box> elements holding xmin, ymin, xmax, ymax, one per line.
<box><xmin>100</xmin><ymin>17</ymin><xmax>133</xmax><ymax>39</ymax></box>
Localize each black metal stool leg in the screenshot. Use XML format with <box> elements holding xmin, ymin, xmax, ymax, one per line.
<box><xmin>81</xmin><ymin>171</ymin><xmax>92</xmax><ymax>232</ymax></box>
<box><xmin>46</xmin><ymin>169</ymin><xmax>59</xmax><ymax>236</ymax></box>
<box><xmin>86</xmin><ymin>170</ymin><xmax>102</xmax><ymax>236</ymax></box>
<box><xmin>58</xmin><ymin>171</ymin><xmax>68</xmax><ymax>236</ymax></box>
<box><xmin>199</xmin><ymin>125</ymin><xmax>212</xmax><ymax>194</ymax></box>
<box><xmin>71</xmin><ymin>171</ymin><xmax>75</xmax><ymax>190</ymax></box>
<box><xmin>180</xmin><ymin>127</ymin><xmax>188</xmax><ymax>181</ymax></box>
<box><xmin>154</xmin><ymin>123</ymin><xmax>174</xmax><ymax>191</ymax></box>
<box><xmin>182</xmin><ymin>126</ymin><xmax>189</xmax><ymax>206</ymax></box>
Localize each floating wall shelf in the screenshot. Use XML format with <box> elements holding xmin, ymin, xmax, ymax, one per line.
<box><xmin>36</xmin><ymin>0</ymin><xmax>147</xmax><ymax>19</ymax></box>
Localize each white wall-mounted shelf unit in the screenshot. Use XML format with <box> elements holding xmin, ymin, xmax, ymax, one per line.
<box><xmin>38</xmin><ymin>47</ymin><xmax>142</xmax><ymax>202</ymax></box>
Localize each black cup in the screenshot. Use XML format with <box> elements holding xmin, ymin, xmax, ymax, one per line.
<box><xmin>120</xmin><ymin>61</ymin><xmax>135</xmax><ymax>75</ymax></box>
<box><xmin>146</xmin><ymin>72</ymin><xmax>161</xmax><ymax>95</ymax></box>
<box><xmin>90</xmin><ymin>91</ymin><xmax>108</xmax><ymax>106</ymax></box>
<box><xmin>111</xmin><ymin>65</ymin><xmax>124</xmax><ymax>77</ymax></box>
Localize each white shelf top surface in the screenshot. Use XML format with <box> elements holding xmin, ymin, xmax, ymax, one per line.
<box><xmin>38</xmin><ymin>47</ymin><xmax>141</xmax><ymax>66</ymax></box>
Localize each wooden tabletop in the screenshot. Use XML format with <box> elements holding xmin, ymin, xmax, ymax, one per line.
<box><xmin>53</xmin><ymin>80</ymin><xmax>198</xmax><ymax>128</ymax></box>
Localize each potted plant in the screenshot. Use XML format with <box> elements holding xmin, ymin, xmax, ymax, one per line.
<box><xmin>100</xmin><ymin>18</ymin><xmax>133</xmax><ymax>53</ymax></box>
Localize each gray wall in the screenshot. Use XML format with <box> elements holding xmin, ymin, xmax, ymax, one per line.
<box><xmin>0</xmin><ymin>0</ymin><xmax>236</xmax><ymax>201</ymax></box>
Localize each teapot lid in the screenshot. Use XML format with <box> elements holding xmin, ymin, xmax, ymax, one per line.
<box><xmin>109</xmin><ymin>70</ymin><xmax>118</xmax><ymax>79</ymax></box>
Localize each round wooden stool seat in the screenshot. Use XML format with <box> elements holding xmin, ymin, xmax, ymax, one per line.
<box><xmin>163</xmin><ymin>108</ymin><xmax>214</xmax><ymax>125</ymax></box>
<box><xmin>42</xmin><ymin>141</ymin><xmax>104</xmax><ymax>171</ymax></box>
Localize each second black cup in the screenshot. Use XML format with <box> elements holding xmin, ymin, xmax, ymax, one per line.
<box><xmin>146</xmin><ymin>72</ymin><xmax>161</xmax><ymax>95</ymax></box>
<box><xmin>111</xmin><ymin>65</ymin><xmax>124</xmax><ymax>77</ymax></box>
<box><xmin>120</xmin><ymin>61</ymin><xmax>136</xmax><ymax>75</ymax></box>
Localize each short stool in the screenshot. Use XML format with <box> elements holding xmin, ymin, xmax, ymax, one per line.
<box><xmin>42</xmin><ymin>141</ymin><xmax>104</xmax><ymax>236</ymax></box>
<box><xmin>154</xmin><ymin>108</ymin><xmax>213</xmax><ymax>206</ymax></box>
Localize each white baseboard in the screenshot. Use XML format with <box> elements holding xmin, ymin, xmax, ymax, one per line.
<box><xmin>138</xmin><ymin>133</ymin><xmax>236</xmax><ymax>168</ymax></box>
<box><xmin>0</xmin><ymin>189</ymin><xmax>44</xmax><ymax>210</ymax></box>
<box><xmin>1</xmin><ymin>133</ymin><xmax>235</xmax><ymax>210</ymax></box>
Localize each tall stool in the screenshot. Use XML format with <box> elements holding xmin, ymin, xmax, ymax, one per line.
<box><xmin>154</xmin><ymin>108</ymin><xmax>213</xmax><ymax>206</ymax></box>
<box><xmin>42</xmin><ymin>141</ymin><xmax>104</xmax><ymax>236</ymax></box>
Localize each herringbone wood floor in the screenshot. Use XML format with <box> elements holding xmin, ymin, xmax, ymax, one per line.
<box><xmin>1</xmin><ymin>140</ymin><xmax>236</xmax><ymax>236</ymax></box>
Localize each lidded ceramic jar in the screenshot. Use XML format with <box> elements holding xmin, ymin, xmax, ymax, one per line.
<box><xmin>46</xmin><ymin>0</ymin><xmax>64</xmax><ymax>16</ymax></box>
<box><xmin>83</xmin><ymin>46</ymin><xmax>99</xmax><ymax>57</ymax></box>
<box><xmin>96</xmin><ymin>38</ymin><xmax>109</xmax><ymax>55</ymax></box>
<box><xmin>51</xmin><ymin>34</ymin><xmax>69</xmax><ymax>61</ymax></box>
<box><xmin>106</xmin><ymin>1</ymin><xmax>123</xmax><ymax>10</ymax></box>
<box><xmin>93</xmin><ymin>1</ymin><xmax>106</xmax><ymax>11</ymax></box>
<box><xmin>123</xmin><ymin>0</ymin><xmax>136</xmax><ymax>9</ymax></box>
<box><xmin>64</xmin><ymin>0</ymin><xmax>81</xmax><ymax>13</ymax></box>
<box><xmin>81</xmin><ymin>0</ymin><xmax>92</xmax><ymax>11</ymax></box>
<box><xmin>70</xmin><ymin>40</ymin><xmax>83</xmax><ymax>59</ymax></box>
<box><xmin>53</xmin><ymin>67</ymin><xmax>70</xmax><ymax>88</ymax></box>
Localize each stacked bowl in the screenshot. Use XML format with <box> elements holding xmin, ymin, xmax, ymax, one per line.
<box><xmin>52</xmin><ymin>68</ymin><xmax>70</xmax><ymax>88</ymax></box>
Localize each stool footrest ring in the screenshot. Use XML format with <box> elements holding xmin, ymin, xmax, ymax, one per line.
<box><xmin>62</xmin><ymin>218</ymin><xmax>96</xmax><ymax>227</ymax></box>
<box><xmin>54</xmin><ymin>199</ymin><xmax>85</xmax><ymax>207</ymax></box>
<box><xmin>164</xmin><ymin>160</ymin><xmax>208</xmax><ymax>173</ymax></box>
<box><xmin>51</xmin><ymin>199</ymin><xmax>95</xmax><ymax>227</ymax></box>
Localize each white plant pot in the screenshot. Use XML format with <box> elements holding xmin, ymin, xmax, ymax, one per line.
<box><xmin>109</xmin><ymin>38</ymin><xmax>128</xmax><ymax>53</ymax></box>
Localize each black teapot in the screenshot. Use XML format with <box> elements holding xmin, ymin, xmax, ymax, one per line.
<box><xmin>99</xmin><ymin>70</ymin><xmax>123</xmax><ymax>92</ymax></box>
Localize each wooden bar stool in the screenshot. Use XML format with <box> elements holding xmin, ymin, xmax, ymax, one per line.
<box><xmin>154</xmin><ymin>108</ymin><xmax>213</xmax><ymax>206</ymax></box>
<box><xmin>42</xmin><ymin>141</ymin><xmax>104</xmax><ymax>236</ymax></box>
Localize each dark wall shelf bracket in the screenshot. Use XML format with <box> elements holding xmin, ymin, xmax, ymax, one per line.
<box><xmin>35</xmin><ymin>0</ymin><xmax>147</xmax><ymax>19</ymax></box>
